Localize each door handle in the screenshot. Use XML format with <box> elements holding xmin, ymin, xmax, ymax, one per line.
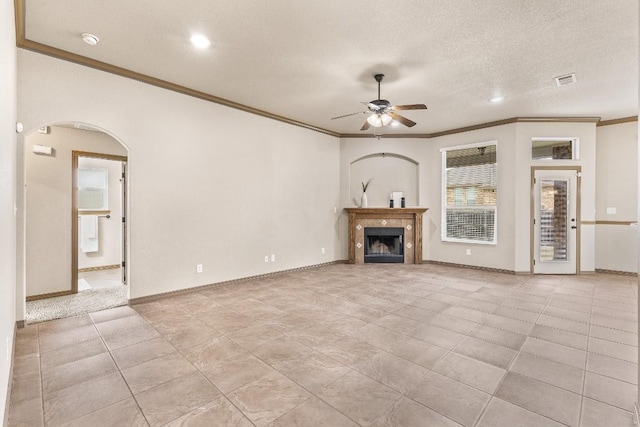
<box><xmin>571</xmin><ymin>226</ymin><xmax>577</xmax><ymax>229</ymax></box>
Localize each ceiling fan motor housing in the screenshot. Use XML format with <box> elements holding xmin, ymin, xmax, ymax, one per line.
<box><xmin>370</xmin><ymin>99</ymin><xmax>391</xmax><ymax>110</ymax></box>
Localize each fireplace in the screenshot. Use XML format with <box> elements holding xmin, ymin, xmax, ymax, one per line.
<box><xmin>364</xmin><ymin>227</ymin><xmax>404</xmax><ymax>263</ymax></box>
<box><xmin>345</xmin><ymin>207</ymin><xmax>428</xmax><ymax>264</ymax></box>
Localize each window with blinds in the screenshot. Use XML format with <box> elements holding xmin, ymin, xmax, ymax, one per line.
<box><xmin>441</xmin><ymin>142</ymin><xmax>497</xmax><ymax>244</ymax></box>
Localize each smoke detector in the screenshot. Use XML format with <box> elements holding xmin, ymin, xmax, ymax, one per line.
<box><xmin>81</xmin><ymin>33</ymin><xmax>99</xmax><ymax>46</ymax></box>
<box><xmin>554</xmin><ymin>73</ymin><xmax>576</xmax><ymax>87</ymax></box>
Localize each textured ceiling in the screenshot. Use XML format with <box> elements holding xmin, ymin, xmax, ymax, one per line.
<box><xmin>20</xmin><ymin>0</ymin><xmax>639</xmax><ymax>135</ymax></box>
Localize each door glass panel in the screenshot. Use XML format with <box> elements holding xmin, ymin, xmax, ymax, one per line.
<box><xmin>539</xmin><ymin>179</ymin><xmax>568</xmax><ymax>262</ymax></box>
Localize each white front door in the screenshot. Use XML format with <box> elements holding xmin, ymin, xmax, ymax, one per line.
<box><xmin>533</xmin><ymin>169</ymin><xmax>579</xmax><ymax>274</ymax></box>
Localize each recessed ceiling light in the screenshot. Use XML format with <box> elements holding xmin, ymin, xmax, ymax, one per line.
<box><xmin>81</xmin><ymin>33</ymin><xmax>99</xmax><ymax>46</ymax></box>
<box><xmin>489</xmin><ymin>96</ymin><xmax>505</xmax><ymax>103</ymax></box>
<box><xmin>190</xmin><ymin>34</ymin><xmax>211</xmax><ymax>49</ymax></box>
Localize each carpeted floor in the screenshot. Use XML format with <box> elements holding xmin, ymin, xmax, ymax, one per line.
<box><xmin>26</xmin><ymin>285</ymin><xmax>128</xmax><ymax>324</ymax></box>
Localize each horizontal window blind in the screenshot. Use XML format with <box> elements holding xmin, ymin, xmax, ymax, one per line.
<box><xmin>442</xmin><ymin>144</ymin><xmax>497</xmax><ymax>243</ymax></box>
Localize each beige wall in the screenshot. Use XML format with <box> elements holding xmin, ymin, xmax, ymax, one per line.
<box><xmin>1</xmin><ymin>0</ymin><xmax>17</xmax><ymax>422</ymax></box>
<box><xmin>340</xmin><ymin>121</ymin><xmax>598</xmax><ymax>273</ymax></box>
<box><xmin>513</xmin><ymin>122</ymin><xmax>597</xmax><ymax>273</ymax></box>
<box><xmin>340</xmin><ymin>125</ymin><xmax>519</xmax><ymax>271</ymax></box>
<box><xmin>25</xmin><ymin>126</ymin><xmax>126</xmax><ymax>297</ymax></box>
<box><xmin>595</xmin><ymin>121</ymin><xmax>638</xmax><ymax>273</ymax></box>
<box><xmin>17</xmin><ymin>49</ymin><xmax>341</xmax><ymax>309</ymax></box>
<box><xmin>77</xmin><ymin>156</ymin><xmax>123</xmax><ymax>270</ymax></box>
<box><xmin>349</xmin><ymin>154</ymin><xmax>418</xmax><ymax>208</ymax></box>
<box><xmin>427</xmin><ymin>124</ymin><xmax>517</xmax><ymax>271</ymax></box>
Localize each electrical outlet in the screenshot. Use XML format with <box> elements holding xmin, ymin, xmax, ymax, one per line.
<box><xmin>333</xmin><ymin>207</ymin><xmax>337</xmax><ymax>213</ymax></box>
<box><xmin>466</xmin><ymin>249</ymin><xmax>471</xmax><ymax>256</ymax></box>
<box><xmin>264</xmin><ymin>256</ymin><xmax>269</xmax><ymax>263</ymax></box>
<box><xmin>271</xmin><ymin>254</ymin><xmax>276</xmax><ymax>262</ymax></box>
<box><xmin>606</xmin><ymin>207</ymin><xmax>616</xmax><ymax>214</ymax></box>
<box><xmin>321</xmin><ymin>247</ymin><xmax>325</xmax><ymax>254</ymax></box>
<box><xmin>196</xmin><ymin>264</ymin><xmax>203</xmax><ymax>273</ymax></box>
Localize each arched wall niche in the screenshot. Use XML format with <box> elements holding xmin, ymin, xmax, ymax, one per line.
<box><xmin>349</xmin><ymin>152</ymin><xmax>419</xmax><ymax>208</ymax></box>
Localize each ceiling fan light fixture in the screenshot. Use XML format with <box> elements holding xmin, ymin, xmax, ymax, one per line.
<box><xmin>367</xmin><ymin>113</ymin><xmax>393</xmax><ymax>128</ymax></box>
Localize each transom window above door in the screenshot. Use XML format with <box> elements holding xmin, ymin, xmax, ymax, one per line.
<box><xmin>532</xmin><ymin>138</ymin><xmax>579</xmax><ymax>160</ymax></box>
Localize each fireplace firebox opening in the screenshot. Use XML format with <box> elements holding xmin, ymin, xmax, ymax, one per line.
<box><xmin>364</xmin><ymin>227</ymin><xmax>404</xmax><ymax>263</ymax></box>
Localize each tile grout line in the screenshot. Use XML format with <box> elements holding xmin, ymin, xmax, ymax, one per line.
<box><xmin>253</xmin><ymin>291</ymin><xmax>464</xmax><ymax>426</ymax></box>
<box><xmin>37</xmin><ymin>312</ymin><xmax>154</xmax><ymax>426</ymax></box>
<box><xmin>37</xmin><ymin>324</ymin><xmax>45</xmax><ymax>427</ymax></box>
<box><xmin>578</xmin><ymin>296</ymin><xmax>595</xmax><ymax>427</ymax></box>
<box><xmin>408</xmin><ymin>279</ymin><xmax>514</xmax><ymax>427</ymax></box>
<box><xmin>94</xmin><ymin>314</ymin><xmax>153</xmax><ymax>427</ymax></box>
<box><xmin>472</xmin><ymin>275</ymin><xmax>543</xmax><ymax>427</ymax></box>
<box><xmin>477</xmin><ymin>275</ymin><xmax>570</xmax><ymax>425</ymax></box>
<box><xmin>166</xmin><ymin>303</ymin><xmax>348</xmax><ymax>427</ymax></box>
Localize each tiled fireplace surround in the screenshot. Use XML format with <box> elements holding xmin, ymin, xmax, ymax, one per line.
<box><xmin>345</xmin><ymin>208</ymin><xmax>428</xmax><ymax>264</ymax></box>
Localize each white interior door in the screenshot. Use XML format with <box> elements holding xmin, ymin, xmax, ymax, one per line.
<box><xmin>533</xmin><ymin>169</ymin><xmax>578</xmax><ymax>274</ymax></box>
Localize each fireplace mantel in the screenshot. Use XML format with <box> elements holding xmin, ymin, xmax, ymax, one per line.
<box><xmin>345</xmin><ymin>207</ymin><xmax>428</xmax><ymax>264</ymax></box>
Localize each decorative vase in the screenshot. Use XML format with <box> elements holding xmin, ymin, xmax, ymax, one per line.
<box><xmin>361</xmin><ymin>192</ymin><xmax>368</xmax><ymax>208</ymax></box>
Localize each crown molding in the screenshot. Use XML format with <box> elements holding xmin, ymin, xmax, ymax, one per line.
<box><xmin>13</xmin><ymin>0</ymin><xmax>630</xmax><ymax>140</ymax></box>
<box><xmin>340</xmin><ymin>117</ymin><xmax>602</xmax><ymax>139</ymax></box>
<box><xmin>596</xmin><ymin>116</ymin><xmax>638</xmax><ymax>127</ymax></box>
<box><xmin>17</xmin><ymin>40</ymin><xmax>340</xmax><ymax>137</ymax></box>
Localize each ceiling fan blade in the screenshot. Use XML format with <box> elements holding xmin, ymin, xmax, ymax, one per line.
<box><xmin>392</xmin><ymin>104</ymin><xmax>428</xmax><ymax>110</ymax></box>
<box><xmin>331</xmin><ymin>111</ymin><xmax>366</xmax><ymax>120</ymax></box>
<box><xmin>388</xmin><ymin>112</ymin><xmax>417</xmax><ymax>127</ymax></box>
<box><xmin>360</xmin><ymin>121</ymin><xmax>371</xmax><ymax>131</ymax></box>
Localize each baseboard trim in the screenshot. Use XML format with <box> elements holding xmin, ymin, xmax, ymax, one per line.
<box><xmin>78</xmin><ymin>264</ymin><xmax>120</xmax><ymax>273</ymax></box>
<box><xmin>26</xmin><ymin>290</ymin><xmax>74</xmax><ymax>302</ymax></box>
<box><xmin>129</xmin><ymin>260</ymin><xmax>348</xmax><ymax>305</ymax></box>
<box><xmin>595</xmin><ymin>268</ymin><xmax>638</xmax><ymax>277</ymax></box>
<box><xmin>423</xmin><ymin>260</ymin><xmax>516</xmax><ymax>275</ymax></box>
<box><xmin>3</xmin><ymin>322</ymin><xmax>17</xmax><ymax>427</ymax></box>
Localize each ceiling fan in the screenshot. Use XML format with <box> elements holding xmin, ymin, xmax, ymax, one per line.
<box><xmin>331</xmin><ymin>74</ymin><xmax>428</xmax><ymax>131</ymax></box>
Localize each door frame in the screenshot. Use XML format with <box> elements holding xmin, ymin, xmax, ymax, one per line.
<box><xmin>72</xmin><ymin>150</ymin><xmax>128</xmax><ymax>293</ymax></box>
<box><xmin>530</xmin><ymin>166</ymin><xmax>581</xmax><ymax>274</ymax></box>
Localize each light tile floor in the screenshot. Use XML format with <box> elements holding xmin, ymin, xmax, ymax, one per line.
<box><xmin>78</xmin><ymin>268</ymin><xmax>124</xmax><ymax>290</ymax></box>
<box><xmin>8</xmin><ymin>264</ymin><xmax>639</xmax><ymax>426</ymax></box>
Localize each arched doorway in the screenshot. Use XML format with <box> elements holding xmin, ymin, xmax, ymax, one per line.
<box><xmin>22</xmin><ymin>123</ymin><xmax>130</xmax><ymax>323</ymax></box>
